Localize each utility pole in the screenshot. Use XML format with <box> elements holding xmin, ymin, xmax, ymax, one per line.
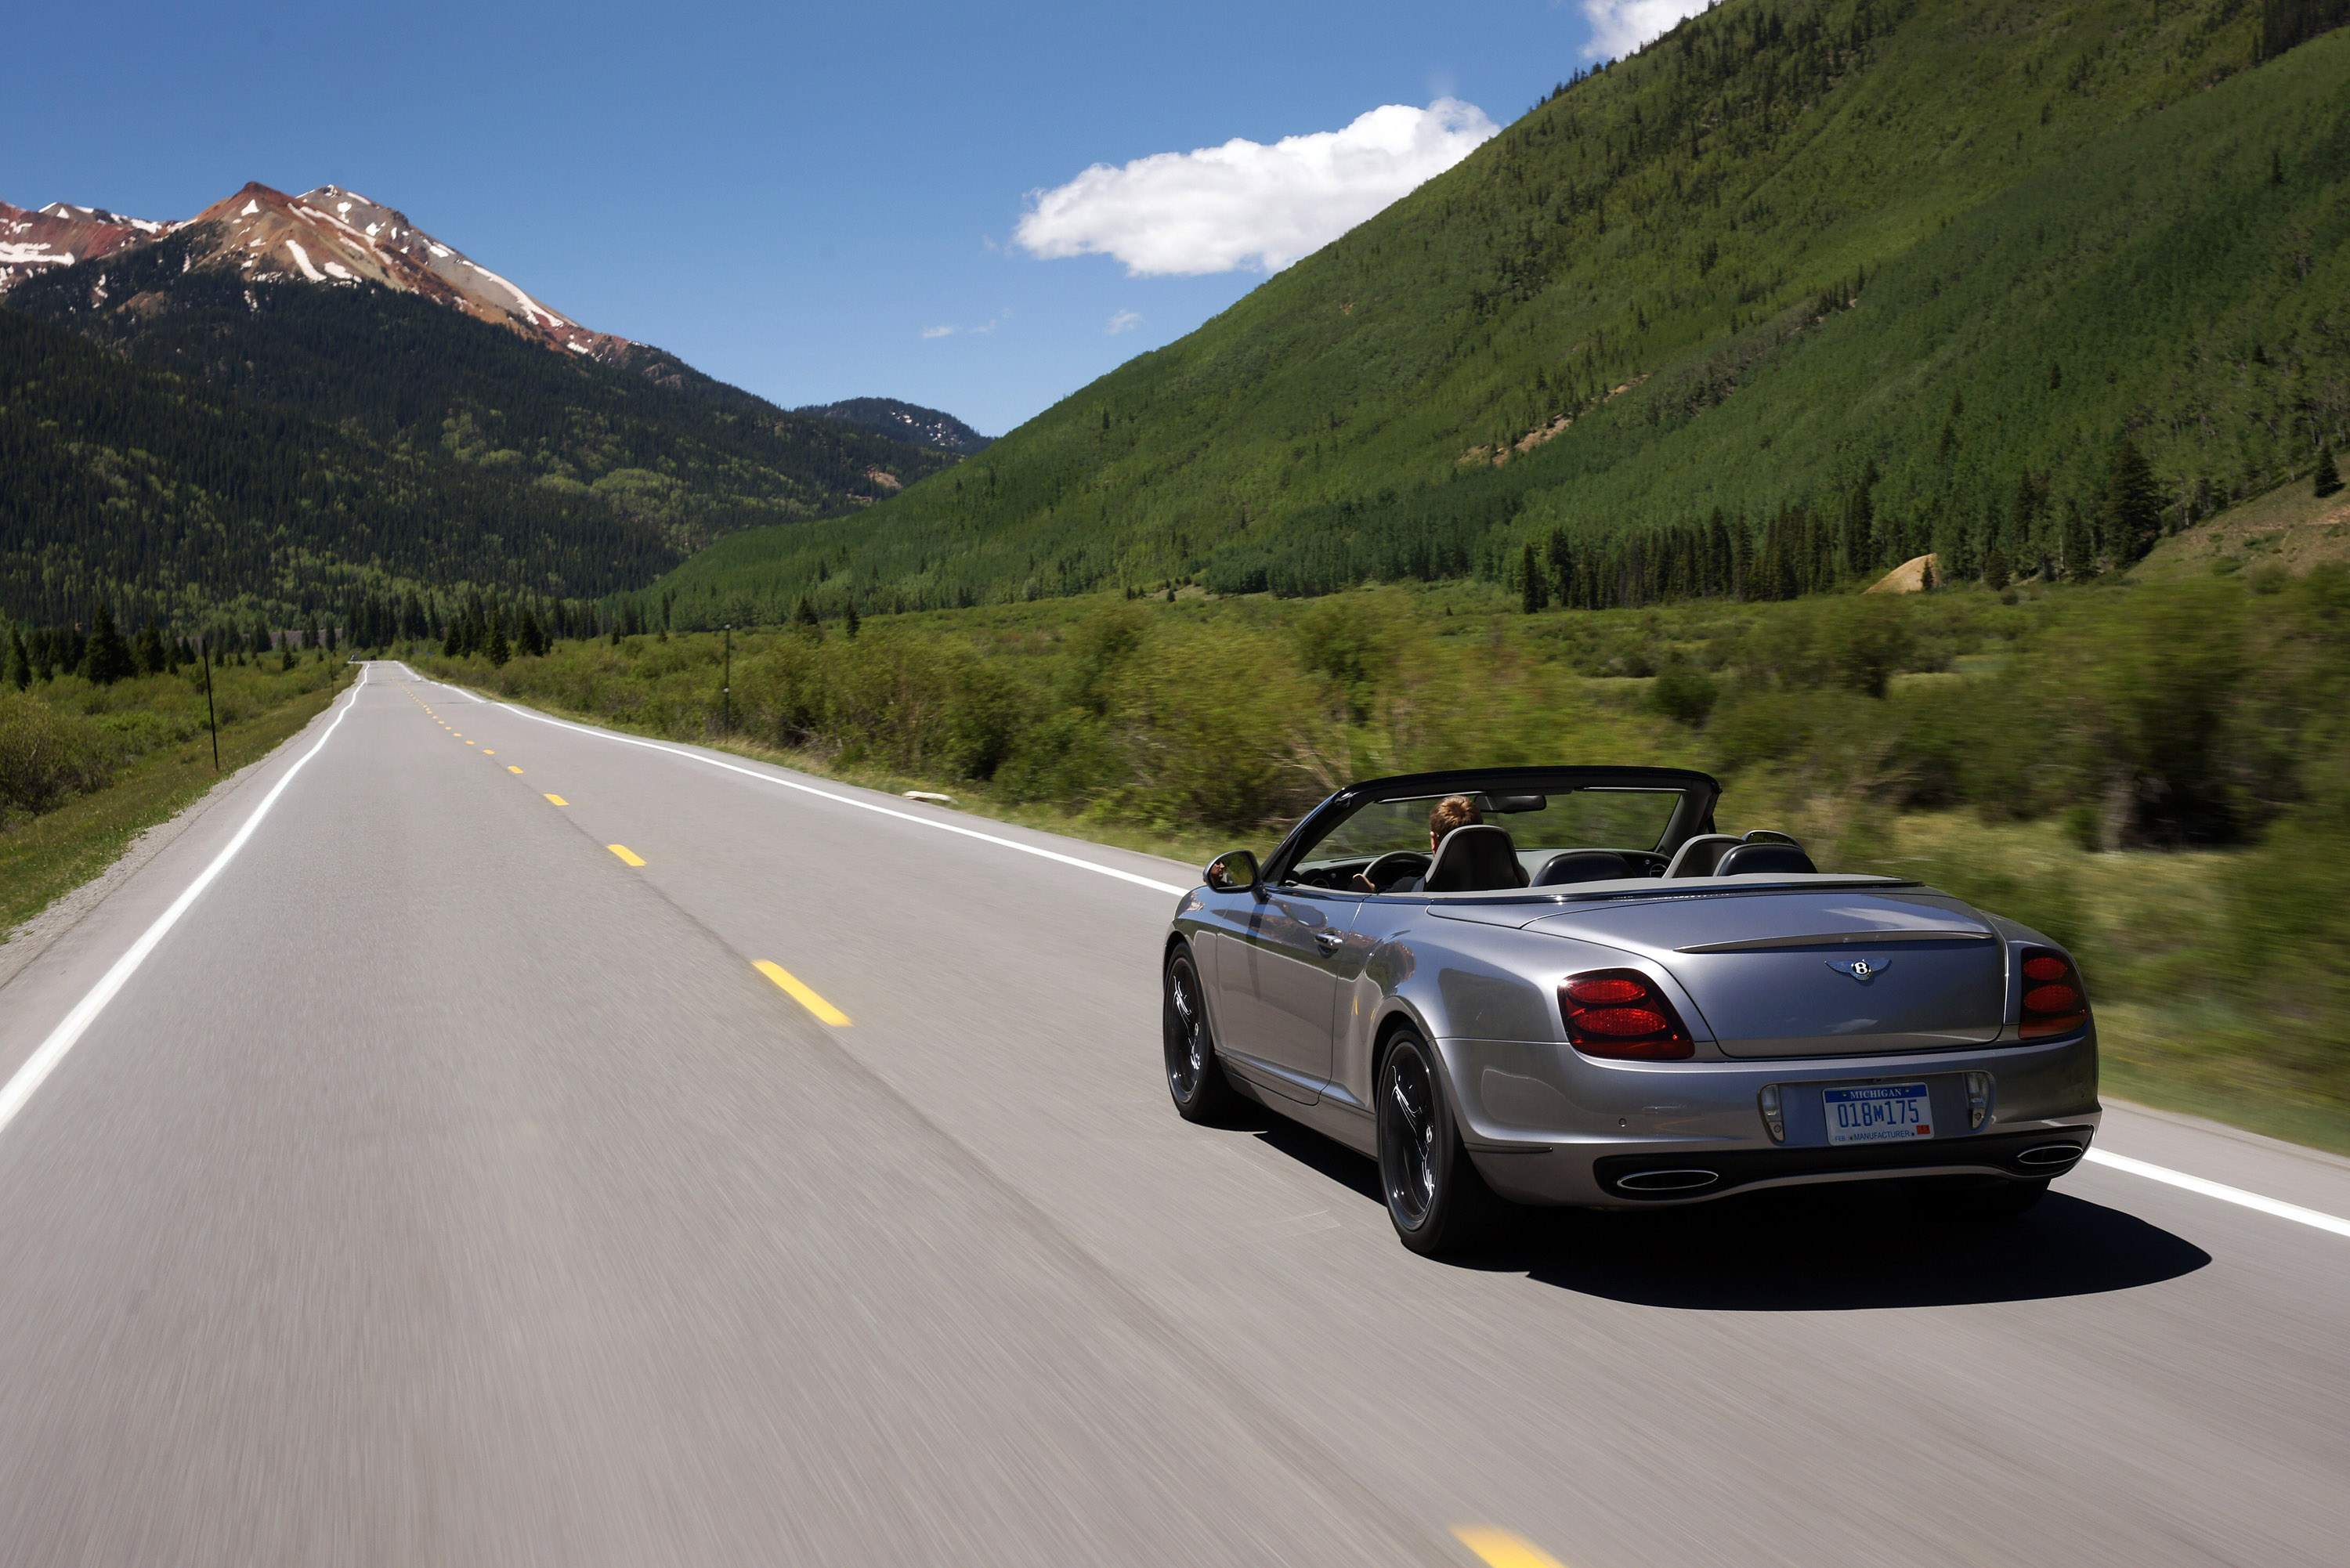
<box><xmin>201</xmin><ymin>630</ymin><xmax>220</xmax><ymax>771</ymax></box>
<box><xmin>721</xmin><ymin>623</ymin><xmax>732</xmax><ymax>733</ymax></box>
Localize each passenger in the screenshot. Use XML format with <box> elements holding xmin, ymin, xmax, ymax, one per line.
<box><xmin>1355</xmin><ymin>794</ymin><xmax>1483</xmax><ymax>892</ymax></box>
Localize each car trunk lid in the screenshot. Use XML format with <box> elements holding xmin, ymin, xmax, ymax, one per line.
<box><xmin>1524</xmin><ymin>889</ymin><xmax>2006</xmax><ymax>1057</ymax></box>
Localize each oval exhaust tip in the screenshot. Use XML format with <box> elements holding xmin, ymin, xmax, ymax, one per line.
<box><xmin>1615</xmin><ymin>1168</ymin><xmax>1720</xmax><ymax>1192</ymax></box>
<box><xmin>2017</xmin><ymin>1143</ymin><xmax>2085</xmax><ymax>1167</ymax></box>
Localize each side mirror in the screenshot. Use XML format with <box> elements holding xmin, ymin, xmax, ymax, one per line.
<box><xmin>1203</xmin><ymin>850</ymin><xmax>1261</xmax><ymax>894</ymax></box>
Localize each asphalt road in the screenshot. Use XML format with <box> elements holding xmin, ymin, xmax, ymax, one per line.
<box><xmin>1</xmin><ymin>663</ymin><xmax>2344</xmax><ymax>1567</ymax></box>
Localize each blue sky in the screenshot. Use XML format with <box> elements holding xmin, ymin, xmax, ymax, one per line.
<box><xmin>9</xmin><ymin>2</ymin><xmax>1691</xmax><ymax>435</ymax></box>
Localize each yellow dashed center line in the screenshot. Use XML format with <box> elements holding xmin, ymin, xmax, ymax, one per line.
<box><xmin>483</xmin><ymin>749</ymin><xmax>494</xmax><ymax>755</ymax></box>
<box><xmin>754</xmin><ymin>962</ymin><xmax>851</xmax><ymax>1026</ymax></box>
<box><xmin>544</xmin><ymin>794</ymin><xmax>569</xmax><ymax>806</ymax></box>
<box><xmin>1454</xmin><ymin>1529</ymin><xmax>1571</xmax><ymax>1568</ymax></box>
<box><xmin>607</xmin><ymin>844</ymin><xmax>646</xmax><ymax>867</ymax></box>
<box><xmin>508</xmin><ymin>765</ymin><xmax>524</xmax><ymax>774</ymax></box>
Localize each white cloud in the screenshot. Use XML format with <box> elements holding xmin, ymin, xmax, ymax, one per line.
<box><xmin>1579</xmin><ymin>0</ymin><xmax>1709</xmax><ymax>59</ymax></box>
<box><xmin>1014</xmin><ymin>98</ymin><xmax>1499</xmax><ymax>277</ymax></box>
<box><xmin>1106</xmin><ymin>309</ymin><xmax>1143</xmax><ymax>334</ymax></box>
<box><xmin>921</xmin><ymin>324</ymin><xmax>957</xmax><ymax>339</ymax></box>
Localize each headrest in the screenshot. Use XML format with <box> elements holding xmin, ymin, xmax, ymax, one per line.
<box><xmin>1714</xmin><ymin>842</ymin><xmax>1818</xmax><ymax>876</ymax></box>
<box><xmin>1531</xmin><ymin>850</ymin><xmax>1631</xmax><ymax>887</ymax></box>
<box><xmin>1424</xmin><ymin>824</ymin><xmax>1527</xmax><ymax>893</ymax></box>
<box><xmin>1663</xmin><ymin>834</ymin><xmax>1741</xmax><ymax>878</ymax></box>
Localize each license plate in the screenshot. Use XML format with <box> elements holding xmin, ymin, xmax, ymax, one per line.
<box><xmin>1824</xmin><ymin>1082</ymin><xmax>1935</xmax><ymax>1145</ymax></box>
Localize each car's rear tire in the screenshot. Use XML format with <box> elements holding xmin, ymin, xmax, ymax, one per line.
<box><xmin>1905</xmin><ymin>1175</ymin><xmax>2050</xmax><ymax>1219</ymax></box>
<box><xmin>1164</xmin><ymin>947</ymin><xmax>1237</xmax><ymax>1124</ymax></box>
<box><xmin>1377</xmin><ymin>1029</ymin><xmax>1506</xmax><ymax>1256</ymax></box>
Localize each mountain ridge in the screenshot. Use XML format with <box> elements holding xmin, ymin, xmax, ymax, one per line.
<box><xmin>794</xmin><ymin>397</ymin><xmax>993</xmax><ymax>454</ymax></box>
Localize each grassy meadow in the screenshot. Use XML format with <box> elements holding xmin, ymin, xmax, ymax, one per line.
<box><xmin>0</xmin><ymin>656</ymin><xmax>353</xmax><ymax>938</ymax></box>
<box><xmin>419</xmin><ymin>549</ymin><xmax>2350</xmax><ymax>1154</ymax></box>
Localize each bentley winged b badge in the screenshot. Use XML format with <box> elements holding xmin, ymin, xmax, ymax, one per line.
<box><xmin>1828</xmin><ymin>957</ymin><xmax>1892</xmax><ymax>981</ymax></box>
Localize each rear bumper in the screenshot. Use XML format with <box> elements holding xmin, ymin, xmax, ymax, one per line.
<box><xmin>1587</xmin><ymin>1127</ymin><xmax>2095</xmax><ymax>1201</ymax></box>
<box><xmin>1442</xmin><ymin>1028</ymin><xmax>2100</xmax><ymax>1208</ymax></box>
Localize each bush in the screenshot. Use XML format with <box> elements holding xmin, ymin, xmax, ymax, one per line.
<box><xmin>1650</xmin><ymin>660</ymin><xmax>1718</xmax><ymax>726</ymax></box>
<box><xmin>0</xmin><ymin>692</ymin><xmax>117</xmax><ymax>822</ymax></box>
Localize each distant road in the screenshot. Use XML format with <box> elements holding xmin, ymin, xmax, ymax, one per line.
<box><xmin>0</xmin><ymin>663</ymin><xmax>2343</xmax><ymax>1567</ymax></box>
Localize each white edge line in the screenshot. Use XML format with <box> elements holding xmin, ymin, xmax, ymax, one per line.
<box><xmin>494</xmin><ymin>701</ymin><xmax>1191</xmax><ymax>897</ymax></box>
<box><xmin>0</xmin><ymin>670</ymin><xmax>366</xmax><ymax>1140</ymax></box>
<box><xmin>390</xmin><ymin>658</ymin><xmax>482</xmax><ymax>700</ymax></box>
<box><xmin>2082</xmin><ymin>1149</ymin><xmax>2350</xmax><ymax>1239</ymax></box>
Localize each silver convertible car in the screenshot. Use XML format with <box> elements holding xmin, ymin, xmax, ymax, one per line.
<box><xmin>1162</xmin><ymin>767</ymin><xmax>2100</xmax><ymax>1255</ymax></box>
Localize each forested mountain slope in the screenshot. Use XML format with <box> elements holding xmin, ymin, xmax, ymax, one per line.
<box><xmin>796</xmin><ymin>398</ymin><xmax>994</xmax><ymax>455</ymax></box>
<box><xmin>0</xmin><ymin>309</ymin><xmax>687</xmax><ymax>626</ymax></box>
<box><xmin>4</xmin><ymin>225</ymin><xmax>953</xmax><ymax>558</ymax></box>
<box><xmin>656</xmin><ymin>0</ymin><xmax>2350</xmax><ymax>622</ymax></box>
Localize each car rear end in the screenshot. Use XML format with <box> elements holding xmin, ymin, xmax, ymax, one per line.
<box><xmin>1441</xmin><ymin>884</ymin><xmax>2100</xmax><ymax>1208</ymax></box>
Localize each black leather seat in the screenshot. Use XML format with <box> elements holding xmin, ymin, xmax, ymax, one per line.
<box><xmin>1423</xmin><ymin>825</ymin><xmax>1528</xmax><ymax>892</ymax></box>
<box><xmin>1714</xmin><ymin>841</ymin><xmax>1817</xmax><ymax>876</ymax></box>
<box><xmin>1531</xmin><ymin>850</ymin><xmax>1631</xmax><ymax>887</ymax></box>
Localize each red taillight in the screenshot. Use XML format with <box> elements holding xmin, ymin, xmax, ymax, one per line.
<box><xmin>2018</xmin><ymin>947</ymin><xmax>2089</xmax><ymax>1039</ymax></box>
<box><xmin>1559</xmin><ymin>969</ymin><xmax>1694</xmax><ymax>1060</ymax></box>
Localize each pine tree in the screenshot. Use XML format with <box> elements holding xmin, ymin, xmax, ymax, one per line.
<box><xmin>2063</xmin><ymin>498</ymin><xmax>2098</xmax><ymax>582</ymax></box>
<box><xmin>486</xmin><ymin>606</ymin><xmax>511</xmax><ymax>667</ymax></box>
<box><xmin>1982</xmin><ymin>543</ymin><xmax>2011</xmax><ymax>591</ymax></box>
<box><xmin>134</xmin><ymin>620</ymin><xmax>168</xmax><ymax>676</ymax></box>
<box><xmin>842</xmin><ymin>602</ymin><xmax>861</xmax><ymax>639</ymax></box>
<box><xmin>2101</xmin><ymin>437</ymin><xmax>2164</xmax><ymax>565</ymax></box>
<box><xmin>5</xmin><ymin>626</ymin><xmax>29</xmax><ymax>692</ymax></box>
<box><xmin>2315</xmin><ymin>444</ymin><xmax>2342</xmax><ymax>498</ymax></box>
<box><xmin>518</xmin><ymin>607</ymin><xmax>544</xmax><ymax>657</ymax></box>
<box><xmin>1520</xmin><ymin>542</ymin><xmax>1548</xmax><ymax>612</ymax></box>
<box><xmin>794</xmin><ymin>597</ymin><xmax>823</xmax><ymax>640</ymax></box>
<box><xmin>83</xmin><ymin>603</ymin><xmax>136</xmax><ymax>686</ymax></box>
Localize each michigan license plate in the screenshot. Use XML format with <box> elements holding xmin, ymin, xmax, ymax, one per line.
<box><xmin>1824</xmin><ymin>1082</ymin><xmax>1934</xmax><ymax>1145</ymax></box>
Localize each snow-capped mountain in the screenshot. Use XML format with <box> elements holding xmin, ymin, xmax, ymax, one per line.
<box><xmin>0</xmin><ymin>201</ymin><xmax>172</xmax><ymax>291</ymax></box>
<box><xmin>2</xmin><ymin>182</ymin><xmax>627</xmax><ymax>360</ymax></box>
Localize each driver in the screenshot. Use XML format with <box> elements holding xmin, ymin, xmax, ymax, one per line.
<box><xmin>1354</xmin><ymin>794</ymin><xmax>1482</xmax><ymax>892</ymax></box>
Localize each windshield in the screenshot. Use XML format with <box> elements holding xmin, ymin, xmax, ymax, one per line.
<box><xmin>1292</xmin><ymin>787</ymin><xmax>1687</xmax><ymax>876</ymax></box>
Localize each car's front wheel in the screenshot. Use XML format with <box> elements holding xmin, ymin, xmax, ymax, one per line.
<box><xmin>1377</xmin><ymin>1029</ymin><xmax>1503</xmax><ymax>1255</ymax></box>
<box><xmin>1163</xmin><ymin>947</ymin><xmax>1236</xmax><ymax>1123</ymax></box>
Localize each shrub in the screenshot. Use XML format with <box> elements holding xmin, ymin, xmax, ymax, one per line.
<box><xmin>0</xmin><ymin>693</ymin><xmax>117</xmax><ymax>822</ymax></box>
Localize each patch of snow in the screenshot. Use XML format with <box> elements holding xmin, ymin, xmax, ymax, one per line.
<box><xmin>567</xmin><ymin>341</ymin><xmax>591</xmax><ymax>353</ymax></box>
<box><xmin>324</xmin><ymin>261</ymin><xmax>355</xmax><ymax>280</ymax></box>
<box><xmin>283</xmin><ymin>240</ymin><xmax>327</xmax><ymax>282</ymax></box>
<box><xmin>459</xmin><ymin>258</ymin><xmax>563</xmax><ymax>327</ymax></box>
<box><xmin>0</xmin><ymin>243</ymin><xmax>71</xmax><ymax>266</ymax></box>
<box><xmin>241</xmin><ymin>200</ymin><xmax>260</xmax><ymax>216</ymax></box>
<box><xmin>428</xmin><ymin>244</ymin><xmax>450</xmax><ymax>258</ymax></box>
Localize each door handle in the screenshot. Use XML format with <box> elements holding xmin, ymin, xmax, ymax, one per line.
<box><xmin>1314</xmin><ymin>930</ymin><xmax>1343</xmax><ymax>949</ymax></box>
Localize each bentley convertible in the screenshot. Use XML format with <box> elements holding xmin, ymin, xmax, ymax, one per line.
<box><xmin>1162</xmin><ymin>767</ymin><xmax>2099</xmax><ymax>1255</ymax></box>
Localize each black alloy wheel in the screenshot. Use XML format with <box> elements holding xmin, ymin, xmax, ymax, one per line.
<box><xmin>1163</xmin><ymin>948</ymin><xmax>1235</xmax><ymax>1123</ymax></box>
<box><xmin>1376</xmin><ymin>1029</ymin><xmax>1502</xmax><ymax>1255</ymax></box>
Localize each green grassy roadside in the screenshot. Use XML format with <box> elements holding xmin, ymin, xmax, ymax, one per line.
<box><xmin>0</xmin><ymin>667</ymin><xmax>354</xmax><ymax>940</ymax></box>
